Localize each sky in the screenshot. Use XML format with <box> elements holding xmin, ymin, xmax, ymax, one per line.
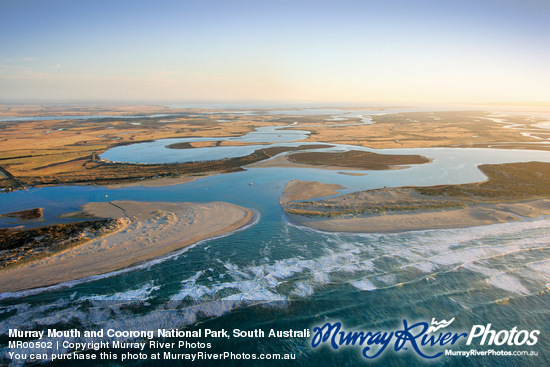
<box><xmin>1</xmin><ymin>0</ymin><xmax>549</xmax><ymax>104</ymax></box>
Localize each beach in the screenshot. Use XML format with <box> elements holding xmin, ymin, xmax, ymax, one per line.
<box><xmin>286</xmin><ymin>199</ymin><xmax>550</xmax><ymax>233</ymax></box>
<box><xmin>0</xmin><ymin>201</ymin><xmax>254</xmax><ymax>293</ymax></box>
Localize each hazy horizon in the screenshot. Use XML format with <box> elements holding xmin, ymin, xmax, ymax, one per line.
<box><xmin>1</xmin><ymin>0</ymin><xmax>549</xmax><ymax>104</ymax></box>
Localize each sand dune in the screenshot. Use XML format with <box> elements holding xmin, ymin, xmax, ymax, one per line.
<box><xmin>0</xmin><ymin>201</ymin><xmax>254</xmax><ymax>293</ymax></box>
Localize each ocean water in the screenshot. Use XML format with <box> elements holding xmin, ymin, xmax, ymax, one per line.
<box><xmin>1</xmin><ymin>112</ymin><xmax>549</xmax><ymax>366</ymax></box>
<box><xmin>1</xmin><ymin>211</ymin><xmax>548</xmax><ymax>366</ymax></box>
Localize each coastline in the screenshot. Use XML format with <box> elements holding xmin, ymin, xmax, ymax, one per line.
<box><xmin>286</xmin><ymin>199</ymin><xmax>550</xmax><ymax>233</ymax></box>
<box><xmin>280</xmin><ymin>169</ymin><xmax>550</xmax><ymax>233</ymax></box>
<box><xmin>0</xmin><ymin>201</ymin><xmax>255</xmax><ymax>293</ymax></box>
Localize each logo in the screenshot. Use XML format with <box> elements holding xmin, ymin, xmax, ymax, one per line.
<box><xmin>310</xmin><ymin>318</ymin><xmax>540</xmax><ymax>360</ymax></box>
<box><xmin>427</xmin><ymin>317</ymin><xmax>455</xmax><ymax>333</ymax></box>
<box><xmin>466</xmin><ymin>324</ymin><xmax>539</xmax><ymax>346</ymax></box>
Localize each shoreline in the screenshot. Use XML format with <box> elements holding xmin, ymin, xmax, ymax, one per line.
<box><xmin>0</xmin><ymin>201</ymin><xmax>255</xmax><ymax>293</ymax></box>
<box><xmin>105</xmin><ymin>174</ymin><xmax>207</xmax><ymax>189</ymax></box>
<box><xmin>285</xmin><ymin>199</ymin><xmax>550</xmax><ymax>233</ymax></box>
<box><xmin>280</xmin><ymin>180</ymin><xmax>346</xmax><ymax>204</ymax></box>
<box><xmin>280</xmin><ymin>164</ymin><xmax>550</xmax><ymax>233</ymax></box>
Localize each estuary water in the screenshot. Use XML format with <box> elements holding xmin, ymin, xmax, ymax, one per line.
<box><xmin>0</xmin><ymin>113</ymin><xmax>549</xmax><ymax>366</ymax></box>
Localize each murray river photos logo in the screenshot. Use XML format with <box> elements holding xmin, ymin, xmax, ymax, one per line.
<box><xmin>310</xmin><ymin>318</ymin><xmax>540</xmax><ymax>359</ymax></box>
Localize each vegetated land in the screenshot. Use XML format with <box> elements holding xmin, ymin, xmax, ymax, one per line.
<box><xmin>282</xmin><ymin>162</ymin><xmax>550</xmax><ymax>217</ymax></box>
<box><xmin>415</xmin><ymin>161</ymin><xmax>550</xmax><ymax>198</ymax></box>
<box><xmin>0</xmin><ymin>104</ymin><xmax>346</xmax><ymax>191</ymax></box>
<box><xmin>0</xmin><ymin>208</ymin><xmax>43</xmax><ymax>220</ymax></box>
<box><xmin>286</xmin><ymin>150</ymin><xmax>430</xmax><ymax>170</ymax></box>
<box><xmin>0</xmin><ymin>219</ymin><xmax>120</xmax><ymax>270</ymax></box>
<box><xmin>1</xmin><ymin>106</ymin><xmax>548</xmax><ymax>191</ymax></box>
<box><xmin>294</xmin><ymin>110</ymin><xmax>550</xmax><ymax>150</ymax></box>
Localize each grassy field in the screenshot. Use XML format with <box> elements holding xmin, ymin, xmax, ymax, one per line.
<box><xmin>293</xmin><ymin>111</ymin><xmax>548</xmax><ymax>149</ymax></box>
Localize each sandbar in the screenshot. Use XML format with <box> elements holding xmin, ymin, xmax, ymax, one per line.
<box><xmin>338</xmin><ymin>172</ymin><xmax>367</xmax><ymax>176</ymax></box>
<box><xmin>280</xmin><ymin>180</ymin><xmax>345</xmax><ymax>204</ymax></box>
<box><xmin>106</xmin><ymin>175</ymin><xmax>205</xmax><ymax>189</ymax></box>
<box><xmin>0</xmin><ymin>201</ymin><xmax>254</xmax><ymax>293</ymax></box>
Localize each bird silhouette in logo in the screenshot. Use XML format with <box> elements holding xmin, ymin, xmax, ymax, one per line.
<box><xmin>427</xmin><ymin>317</ymin><xmax>456</xmax><ymax>333</ymax></box>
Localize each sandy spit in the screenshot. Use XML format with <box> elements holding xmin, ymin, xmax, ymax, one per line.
<box><xmin>287</xmin><ymin>199</ymin><xmax>550</xmax><ymax>233</ymax></box>
<box><xmin>0</xmin><ymin>201</ymin><xmax>254</xmax><ymax>293</ymax></box>
<box><xmin>105</xmin><ymin>175</ymin><xmax>206</xmax><ymax>189</ymax></box>
<box><xmin>280</xmin><ymin>180</ymin><xmax>346</xmax><ymax>204</ymax></box>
